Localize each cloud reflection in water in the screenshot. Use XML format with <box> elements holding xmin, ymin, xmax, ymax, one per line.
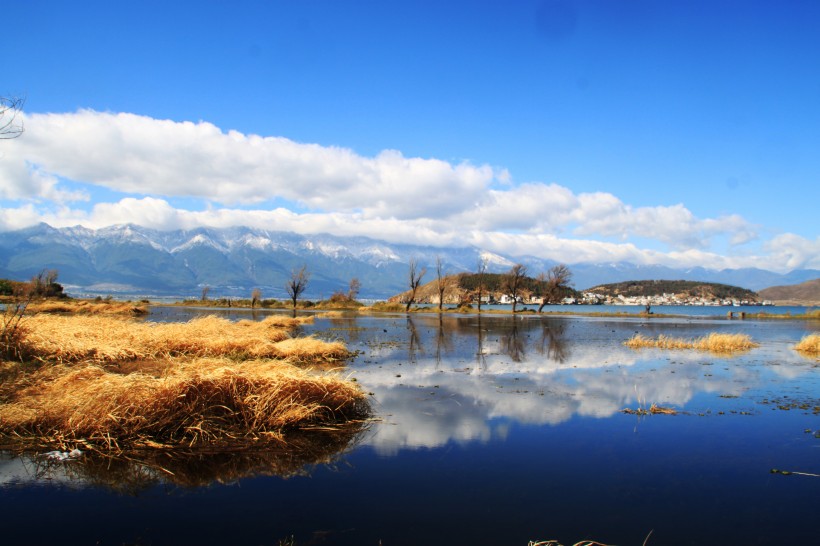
<box><xmin>334</xmin><ymin>314</ymin><xmax>800</xmax><ymax>455</ymax></box>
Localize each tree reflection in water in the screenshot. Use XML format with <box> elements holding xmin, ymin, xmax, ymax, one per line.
<box><xmin>406</xmin><ymin>315</ymin><xmax>422</xmax><ymax>362</ymax></box>
<box><xmin>499</xmin><ymin>317</ymin><xmax>526</xmax><ymax>362</ymax></box>
<box><xmin>2</xmin><ymin>423</ymin><xmax>368</xmax><ymax>492</ymax></box>
<box><xmin>434</xmin><ymin>314</ymin><xmax>454</xmax><ymax>367</ymax></box>
<box><xmin>475</xmin><ymin>315</ymin><xmax>487</xmax><ymax>372</ymax></box>
<box><xmin>537</xmin><ymin>320</ymin><xmax>569</xmax><ymax>363</ymax></box>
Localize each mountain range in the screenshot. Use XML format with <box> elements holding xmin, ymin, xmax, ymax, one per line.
<box><xmin>0</xmin><ymin>223</ymin><xmax>817</xmax><ymax>300</ymax></box>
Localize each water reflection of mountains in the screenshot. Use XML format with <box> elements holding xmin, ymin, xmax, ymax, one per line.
<box><xmin>320</xmin><ymin>314</ymin><xmax>810</xmax><ymax>455</ymax></box>
<box><xmin>0</xmin><ymin>425</ymin><xmax>366</xmax><ymax>492</ymax></box>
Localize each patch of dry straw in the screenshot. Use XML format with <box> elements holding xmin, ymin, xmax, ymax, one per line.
<box><xmin>27</xmin><ymin>300</ymin><xmax>148</xmax><ymax>316</ymax></box>
<box><xmin>0</xmin><ymin>358</ymin><xmax>368</xmax><ymax>450</ymax></box>
<box><xmin>22</xmin><ymin>314</ymin><xmax>346</xmax><ymax>364</ymax></box>
<box><xmin>794</xmin><ymin>333</ymin><xmax>820</xmax><ymax>357</ymax></box>
<box><xmin>622</xmin><ymin>403</ymin><xmax>678</xmax><ymax>416</ymax></box>
<box><xmin>624</xmin><ymin>332</ymin><xmax>758</xmax><ymax>353</ymax></box>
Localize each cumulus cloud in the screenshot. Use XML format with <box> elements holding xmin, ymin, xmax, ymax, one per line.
<box><xmin>6</xmin><ymin>110</ymin><xmax>496</xmax><ymax>217</ymax></box>
<box><xmin>450</xmin><ymin>182</ymin><xmax>759</xmax><ymax>252</ymax></box>
<box><xmin>764</xmin><ymin>233</ymin><xmax>820</xmax><ymax>270</ymax></box>
<box><xmin>0</xmin><ymin>109</ymin><xmax>811</xmax><ymax>271</ymax></box>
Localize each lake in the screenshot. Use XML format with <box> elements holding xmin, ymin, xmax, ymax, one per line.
<box><xmin>1</xmin><ymin>308</ymin><xmax>818</xmax><ymax>545</ymax></box>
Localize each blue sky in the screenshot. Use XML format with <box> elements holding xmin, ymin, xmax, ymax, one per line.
<box><xmin>1</xmin><ymin>0</ymin><xmax>818</xmax><ymax>272</ymax></box>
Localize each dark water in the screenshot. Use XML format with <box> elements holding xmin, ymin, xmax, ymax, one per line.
<box><xmin>1</xmin><ymin>310</ymin><xmax>818</xmax><ymax>545</ymax></box>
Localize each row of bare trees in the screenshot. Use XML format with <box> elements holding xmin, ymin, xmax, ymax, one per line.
<box><xmin>198</xmin><ymin>266</ymin><xmax>363</xmax><ymax>312</ymax></box>
<box><xmin>404</xmin><ymin>258</ymin><xmax>573</xmax><ymax>313</ymax></box>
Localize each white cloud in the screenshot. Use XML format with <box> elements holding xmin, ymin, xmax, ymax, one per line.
<box><xmin>764</xmin><ymin>233</ymin><xmax>820</xmax><ymax>270</ymax></box>
<box><xmin>0</xmin><ymin>109</ymin><xmax>813</xmax><ymax>272</ymax></box>
<box><xmin>6</xmin><ymin>110</ymin><xmax>496</xmax><ymax>218</ymax></box>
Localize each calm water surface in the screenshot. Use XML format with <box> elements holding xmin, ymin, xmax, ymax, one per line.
<box><xmin>1</xmin><ymin>308</ymin><xmax>818</xmax><ymax>545</ymax></box>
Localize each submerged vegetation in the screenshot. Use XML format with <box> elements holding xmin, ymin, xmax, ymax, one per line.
<box><xmin>624</xmin><ymin>332</ymin><xmax>759</xmax><ymax>353</ymax></box>
<box><xmin>0</xmin><ymin>312</ymin><xmax>368</xmax><ymax>452</ymax></box>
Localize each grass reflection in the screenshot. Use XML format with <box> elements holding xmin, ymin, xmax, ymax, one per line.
<box><xmin>3</xmin><ymin>423</ymin><xmax>369</xmax><ymax>492</ymax></box>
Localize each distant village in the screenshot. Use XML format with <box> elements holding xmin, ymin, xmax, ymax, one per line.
<box><xmin>401</xmin><ymin>273</ymin><xmax>778</xmax><ymax>308</ymax></box>
<box><xmin>478</xmin><ymin>292</ymin><xmax>773</xmax><ymax>307</ymax></box>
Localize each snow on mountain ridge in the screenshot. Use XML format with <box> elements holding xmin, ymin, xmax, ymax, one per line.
<box><xmin>238</xmin><ymin>233</ymin><xmax>277</xmax><ymax>251</ymax></box>
<box><xmin>3</xmin><ymin>224</ymin><xmax>817</xmax><ymax>296</ymax></box>
<box><xmin>171</xmin><ymin>234</ymin><xmax>228</xmax><ymax>254</ymax></box>
<box><xmin>479</xmin><ymin>250</ymin><xmax>515</xmax><ymax>268</ymax></box>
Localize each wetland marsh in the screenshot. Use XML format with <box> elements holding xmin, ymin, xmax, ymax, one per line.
<box><xmin>1</xmin><ymin>307</ymin><xmax>818</xmax><ymax>545</ymax></box>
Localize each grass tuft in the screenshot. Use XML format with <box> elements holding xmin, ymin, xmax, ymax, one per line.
<box><xmin>624</xmin><ymin>332</ymin><xmax>758</xmax><ymax>353</ymax></box>
<box><xmin>794</xmin><ymin>333</ymin><xmax>820</xmax><ymax>357</ymax></box>
<box><xmin>622</xmin><ymin>403</ymin><xmax>678</xmax><ymax>416</ymax></box>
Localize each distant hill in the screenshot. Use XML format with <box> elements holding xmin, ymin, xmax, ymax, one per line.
<box><xmin>758</xmin><ymin>278</ymin><xmax>820</xmax><ymax>305</ymax></box>
<box><xmin>586</xmin><ymin>280</ymin><xmax>759</xmax><ymax>302</ymax></box>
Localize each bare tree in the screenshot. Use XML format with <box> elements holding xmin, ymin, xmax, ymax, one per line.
<box><xmin>435</xmin><ymin>256</ymin><xmax>448</xmax><ymax>312</ymax></box>
<box><xmin>1</xmin><ymin>96</ymin><xmax>24</xmax><ymax>139</ymax></box>
<box><xmin>251</xmin><ymin>288</ymin><xmax>262</xmax><ymax>308</ymax></box>
<box><xmin>405</xmin><ymin>258</ymin><xmax>426</xmax><ymax>313</ymax></box>
<box><xmin>347</xmin><ymin>278</ymin><xmax>361</xmax><ymax>301</ymax></box>
<box><xmin>31</xmin><ymin>269</ymin><xmax>62</xmax><ymax>298</ymax></box>
<box><xmin>200</xmin><ymin>285</ymin><xmax>210</xmax><ymax>302</ymax></box>
<box><xmin>537</xmin><ymin>264</ymin><xmax>573</xmax><ymax>313</ymax></box>
<box><xmin>475</xmin><ymin>256</ymin><xmax>488</xmax><ymax>313</ymax></box>
<box><xmin>502</xmin><ymin>263</ymin><xmax>528</xmax><ymax>313</ymax></box>
<box><xmin>286</xmin><ymin>265</ymin><xmax>310</xmax><ymax>311</ymax></box>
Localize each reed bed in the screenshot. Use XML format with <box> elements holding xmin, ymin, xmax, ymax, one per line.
<box><xmin>0</xmin><ymin>357</ymin><xmax>368</xmax><ymax>450</ymax></box>
<box><xmin>624</xmin><ymin>332</ymin><xmax>759</xmax><ymax>353</ymax></box>
<box><xmin>794</xmin><ymin>333</ymin><xmax>820</xmax><ymax>357</ymax></box>
<box><xmin>21</xmin><ymin>314</ymin><xmax>346</xmax><ymax>364</ymax></box>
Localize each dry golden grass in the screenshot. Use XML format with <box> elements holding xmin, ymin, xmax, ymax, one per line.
<box><xmin>692</xmin><ymin>332</ymin><xmax>759</xmax><ymax>352</ymax></box>
<box><xmin>27</xmin><ymin>300</ymin><xmax>148</xmax><ymax>316</ymax></box>
<box><xmin>0</xmin><ymin>357</ymin><xmax>368</xmax><ymax>450</ymax></box>
<box><xmin>624</xmin><ymin>332</ymin><xmax>759</xmax><ymax>353</ymax></box>
<box><xmin>314</xmin><ymin>310</ymin><xmax>360</xmax><ymax>319</ymax></box>
<box><xmin>622</xmin><ymin>403</ymin><xmax>678</xmax><ymax>416</ymax></box>
<box><xmin>268</xmin><ymin>337</ymin><xmax>350</xmax><ymax>363</ymax></box>
<box><xmin>794</xmin><ymin>333</ymin><xmax>820</xmax><ymax>357</ymax></box>
<box><xmin>1</xmin><ymin>312</ymin><xmax>367</xmax><ymax>451</ymax></box>
<box><xmin>21</xmin><ymin>314</ymin><xmax>345</xmax><ymax>365</ymax></box>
